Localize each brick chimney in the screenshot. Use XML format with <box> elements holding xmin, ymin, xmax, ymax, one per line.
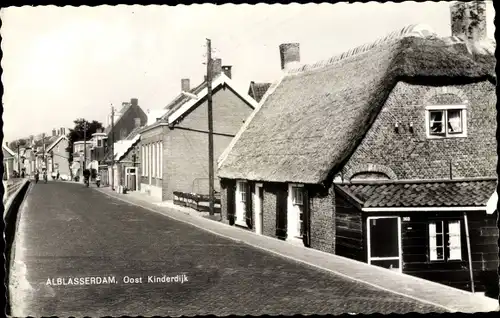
<box><xmin>131</xmin><ymin>98</ymin><xmax>138</xmax><ymax>106</ymax></box>
<box><xmin>52</xmin><ymin>129</ymin><xmax>57</xmax><ymax>137</ymax></box>
<box><xmin>450</xmin><ymin>1</ymin><xmax>487</xmax><ymax>42</ymax></box>
<box><xmin>181</xmin><ymin>78</ymin><xmax>190</xmax><ymax>92</ymax></box>
<box><xmin>222</xmin><ymin>65</ymin><xmax>232</xmax><ymax>79</ymax></box>
<box><xmin>279</xmin><ymin>43</ymin><xmax>300</xmax><ymax>71</ymax></box>
<box><xmin>212</xmin><ymin>58</ymin><xmax>222</xmax><ymax>78</ymax></box>
<box><xmin>134</xmin><ymin>117</ymin><xmax>141</xmax><ymax>128</ymax></box>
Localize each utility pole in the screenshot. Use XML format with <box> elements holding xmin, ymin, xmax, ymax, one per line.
<box><xmin>43</xmin><ymin>133</ymin><xmax>47</xmax><ymax>172</ymax></box>
<box><xmin>17</xmin><ymin>143</ymin><xmax>20</xmax><ymax>176</ymax></box>
<box><xmin>83</xmin><ymin>121</ymin><xmax>88</xmax><ymax>172</ymax></box>
<box><xmin>206</xmin><ymin>38</ymin><xmax>215</xmax><ymax>216</ymax></box>
<box><xmin>111</xmin><ymin>105</ymin><xmax>115</xmax><ymax>191</ymax></box>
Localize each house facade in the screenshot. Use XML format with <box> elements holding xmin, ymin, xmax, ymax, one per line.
<box><xmin>45</xmin><ymin>134</ymin><xmax>71</xmax><ymax>178</ymax></box>
<box><xmin>217</xmin><ymin>2</ymin><xmax>497</xmax><ymax>296</ymax></box>
<box><xmin>98</xmin><ymin>98</ymin><xmax>147</xmax><ymax>186</ymax></box>
<box><xmin>3</xmin><ymin>143</ymin><xmax>17</xmax><ymax>180</ymax></box>
<box><xmin>140</xmin><ymin>60</ymin><xmax>258</xmax><ymax>201</ymax></box>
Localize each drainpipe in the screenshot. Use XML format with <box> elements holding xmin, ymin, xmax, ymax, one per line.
<box><xmin>463</xmin><ymin>211</ymin><xmax>475</xmax><ymax>293</ymax></box>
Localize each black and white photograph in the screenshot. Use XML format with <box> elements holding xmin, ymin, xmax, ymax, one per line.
<box><xmin>2</xmin><ymin>1</ymin><xmax>499</xmax><ymax>316</ymax></box>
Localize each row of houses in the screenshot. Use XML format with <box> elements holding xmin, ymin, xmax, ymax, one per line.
<box><xmin>3</xmin><ymin>128</ymin><xmax>71</xmax><ymax>180</ymax></box>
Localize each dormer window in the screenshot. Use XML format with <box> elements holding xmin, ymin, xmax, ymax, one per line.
<box><xmin>425</xmin><ymin>105</ymin><xmax>467</xmax><ymax>138</ymax></box>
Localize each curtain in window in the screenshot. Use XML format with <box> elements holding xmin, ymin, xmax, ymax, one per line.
<box><xmin>430</xmin><ymin>111</ymin><xmax>444</xmax><ymax>133</ymax></box>
<box><xmin>448</xmin><ymin>220</ymin><xmax>462</xmax><ymax>260</ymax></box>
<box><xmin>447</xmin><ymin>110</ymin><xmax>462</xmax><ymax>133</ymax></box>
<box><xmin>429</xmin><ymin>222</ymin><xmax>438</xmax><ymax>260</ymax></box>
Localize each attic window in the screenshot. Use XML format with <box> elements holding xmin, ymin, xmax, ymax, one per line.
<box><xmin>425</xmin><ymin>105</ymin><xmax>467</xmax><ymax>138</ymax></box>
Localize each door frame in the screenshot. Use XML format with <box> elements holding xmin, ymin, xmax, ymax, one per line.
<box><xmin>125</xmin><ymin>166</ymin><xmax>138</xmax><ymax>190</ymax></box>
<box><xmin>255</xmin><ymin>183</ymin><xmax>264</xmax><ymax>235</ymax></box>
<box><xmin>366</xmin><ymin>216</ymin><xmax>402</xmax><ymax>273</ymax></box>
<box><xmin>235</xmin><ymin>180</ymin><xmax>248</xmax><ymax>227</ymax></box>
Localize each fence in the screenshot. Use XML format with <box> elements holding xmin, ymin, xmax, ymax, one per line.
<box><xmin>173</xmin><ymin>191</ymin><xmax>221</xmax><ymax>213</ymax></box>
<box><xmin>3</xmin><ymin>178</ymin><xmax>26</xmax><ymax>205</ymax></box>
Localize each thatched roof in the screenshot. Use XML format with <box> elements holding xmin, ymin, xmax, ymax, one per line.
<box><xmin>218</xmin><ymin>24</ymin><xmax>496</xmax><ymax>185</ymax></box>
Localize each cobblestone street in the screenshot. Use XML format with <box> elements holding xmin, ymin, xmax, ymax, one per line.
<box><xmin>8</xmin><ymin>181</ymin><xmax>446</xmax><ymax>316</ymax></box>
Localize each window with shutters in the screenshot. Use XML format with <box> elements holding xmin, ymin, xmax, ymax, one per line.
<box><xmin>429</xmin><ymin>220</ymin><xmax>462</xmax><ymax>262</ymax></box>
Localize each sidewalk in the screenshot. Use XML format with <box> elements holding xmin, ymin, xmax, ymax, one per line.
<box><xmin>95</xmin><ymin>187</ymin><xmax>499</xmax><ymax>313</ymax></box>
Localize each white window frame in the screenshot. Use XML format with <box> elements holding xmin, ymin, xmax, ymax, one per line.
<box><xmin>366</xmin><ymin>216</ymin><xmax>402</xmax><ymax>273</ymax></box>
<box><xmin>287</xmin><ymin>183</ymin><xmax>304</xmax><ymax>240</ymax></box>
<box><xmin>152</xmin><ymin>143</ymin><xmax>156</xmax><ymax>178</ymax></box>
<box><xmin>97</xmin><ymin>139</ymin><xmax>103</xmax><ymax>148</ymax></box>
<box><xmin>159</xmin><ymin>141</ymin><xmax>163</xmax><ymax>179</ymax></box>
<box><xmin>425</xmin><ymin>105</ymin><xmax>467</xmax><ymax>139</ymax></box>
<box><xmin>142</xmin><ymin>145</ymin><xmax>145</xmax><ymax>176</ymax></box>
<box><xmin>429</xmin><ymin>220</ymin><xmax>462</xmax><ymax>262</ymax></box>
<box><xmin>235</xmin><ymin>180</ymin><xmax>248</xmax><ymax>227</ymax></box>
<box><xmin>429</xmin><ymin>220</ymin><xmax>445</xmax><ymax>261</ymax></box>
<box><xmin>156</xmin><ymin>142</ymin><xmax>161</xmax><ymax>178</ymax></box>
<box><xmin>146</xmin><ymin>144</ymin><xmax>150</xmax><ymax>177</ymax></box>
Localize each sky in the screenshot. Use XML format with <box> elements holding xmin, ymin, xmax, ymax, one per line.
<box><xmin>1</xmin><ymin>1</ymin><xmax>495</xmax><ymax>142</ymax></box>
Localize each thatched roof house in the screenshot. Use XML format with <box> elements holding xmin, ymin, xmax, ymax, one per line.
<box><xmin>218</xmin><ymin>24</ymin><xmax>495</xmax><ymax>185</ymax></box>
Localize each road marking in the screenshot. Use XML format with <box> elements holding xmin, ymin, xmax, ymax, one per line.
<box><xmin>96</xmin><ymin>189</ymin><xmax>462</xmax><ymax>313</ymax></box>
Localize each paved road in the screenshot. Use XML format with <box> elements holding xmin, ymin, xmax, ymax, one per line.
<box><xmin>8</xmin><ymin>181</ymin><xmax>444</xmax><ymax>316</ymax></box>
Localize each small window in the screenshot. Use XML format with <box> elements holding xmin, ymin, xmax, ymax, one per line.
<box><xmin>426</xmin><ymin>105</ymin><xmax>466</xmax><ymax>138</ymax></box>
<box><xmin>97</xmin><ymin>139</ymin><xmax>103</xmax><ymax>148</ymax></box>
<box><xmin>429</xmin><ymin>220</ymin><xmax>462</xmax><ymax>262</ymax></box>
<box><xmin>239</xmin><ymin>182</ymin><xmax>247</xmax><ymax>203</ymax></box>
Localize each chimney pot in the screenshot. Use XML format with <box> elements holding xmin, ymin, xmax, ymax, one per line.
<box><xmin>131</xmin><ymin>98</ymin><xmax>138</xmax><ymax>106</ymax></box>
<box><xmin>52</xmin><ymin>129</ymin><xmax>57</xmax><ymax>137</ymax></box>
<box><xmin>181</xmin><ymin>78</ymin><xmax>190</xmax><ymax>92</ymax></box>
<box><xmin>212</xmin><ymin>58</ymin><xmax>222</xmax><ymax>78</ymax></box>
<box><xmin>279</xmin><ymin>43</ymin><xmax>300</xmax><ymax>71</ymax></box>
<box><xmin>222</xmin><ymin>65</ymin><xmax>232</xmax><ymax>79</ymax></box>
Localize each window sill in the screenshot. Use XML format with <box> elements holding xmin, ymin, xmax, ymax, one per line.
<box><xmin>426</xmin><ymin>135</ymin><xmax>467</xmax><ymax>140</ymax></box>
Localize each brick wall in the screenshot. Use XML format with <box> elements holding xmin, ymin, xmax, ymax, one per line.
<box><xmin>343</xmin><ymin>81</ymin><xmax>496</xmax><ymax>180</ymax></box>
<box><xmin>107</xmin><ymin>105</ymin><xmax>147</xmax><ymax>143</ymax></box>
<box><xmin>262</xmin><ymin>183</ymin><xmax>279</xmax><ymax>238</ymax></box>
<box><xmin>309</xmin><ymin>184</ymin><xmax>336</xmax><ymax>253</ymax></box>
<box><xmin>162</xmin><ymin>85</ymin><xmax>254</xmax><ymax>200</ymax></box>
<box><xmin>139</xmin><ymin>125</ymin><xmax>163</xmax><ymax>190</ymax></box>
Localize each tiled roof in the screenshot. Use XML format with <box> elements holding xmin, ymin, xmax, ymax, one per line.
<box><xmin>336</xmin><ymin>179</ymin><xmax>497</xmax><ymax>208</ymax></box>
<box><xmin>248</xmin><ymin>82</ymin><xmax>271</xmax><ymax>102</ymax></box>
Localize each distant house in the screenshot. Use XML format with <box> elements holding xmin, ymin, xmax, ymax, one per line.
<box><xmin>32</xmin><ymin>127</ymin><xmax>68</xmax><ymax>174</ymax></box>
<box><xmin>248</xmin><ymin>81</ymin><xmax>271</xmax><ymax>103</ymax></box>
<box><xmin>139</xmin><ymin>60</ymin><xmax>258</xmax><ymax>201</ymax></box>
<box><xmin>103</xmin><ymin>123</ymin><xmax>142</xmax><ymax>189</ymax></box>
<box><xmin>218</xmin><ymin>3</ymin><xmax>497</xmax><ymax>296</ymax></box>
<box><xmin>98</xmin><ymin>98</ymin><xmax>147</xmax><ymax>185</ymax></box>
<box><xmin>3</xmin><ymin>143</ymin><xmax>17</xmax><ymax>180</ymax></box>
<box><xmin>45</xmin><ymin>133</ymin><xmax>71</xmax><ymax>179</ymax></box>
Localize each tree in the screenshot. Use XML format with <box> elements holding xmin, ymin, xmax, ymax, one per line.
<box><xmin>65</xmin><ymin>118</ymin><xmax>104</xmax><ymax>164</ymax></box>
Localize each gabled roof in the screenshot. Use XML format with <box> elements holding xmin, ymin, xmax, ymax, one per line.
<box><xmin>335</xmin><ymin>179</ymin><xmax>497</xmax><ymax>209</ymax></box>
<box><xmin>217</xmin><ymin>24</ymin><xmax>496</xmax><ymax>184</ymax></box>
<box><xmin>3</xmin><ymin>143</ymin><xmax>16</xmax><ymax>157</ymax></box>
<box><xmin>248</xmin><ymin>82</ymin><xmax>272</xmax><ymax>102</ymax></box>
<box><xmin>46</xmin><ymin>135</ymin><xmax>69</xmax><ymax>152</ymax></box>
<box><xmin>116</xmin><ymin>134</ymin><xmax>141</xmax><ymax>162</ymax></box>
<box><xmin>166</xmin><ymin>73</ymin><xmax>258</xmax><ymax>125</ymax></box>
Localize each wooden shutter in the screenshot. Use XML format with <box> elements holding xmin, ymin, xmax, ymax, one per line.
<box><xmin>245</xmin><ymin>182</ymin><xmax>253</xmax><ymax>229</ymax></box>
<box><xmin>227</xmin><ymin>181</ymin><xmax>236</xmax><ymax>226</ymax></box>
<box><xmin>302</xmin><ymin>187</ymin><xmax>311</xmax><ymax>247</ymax></box>
<box><xmin>276</xmin><ymin>186</ymin><xmax>288</xmax><ymax>240</ymax></box>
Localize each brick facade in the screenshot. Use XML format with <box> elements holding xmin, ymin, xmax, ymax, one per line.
<box><xmin>139</xmin><ymin>125</ymin><xmax>164</xmax><ymax>198</ymax></box>
<box><xmin>342</xmin><ymin>81</ymin><xmax>496</xmax><ymax>180</ymax></box>
<box><xmin>162</xmin><ymin>86</ymin><xmax>253</xmax><ymax>200</ymax></box>
<box><xmin>309</xmin><ymin>184</ymin><xmax>336</xmax><ymax>253</ymax></box>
